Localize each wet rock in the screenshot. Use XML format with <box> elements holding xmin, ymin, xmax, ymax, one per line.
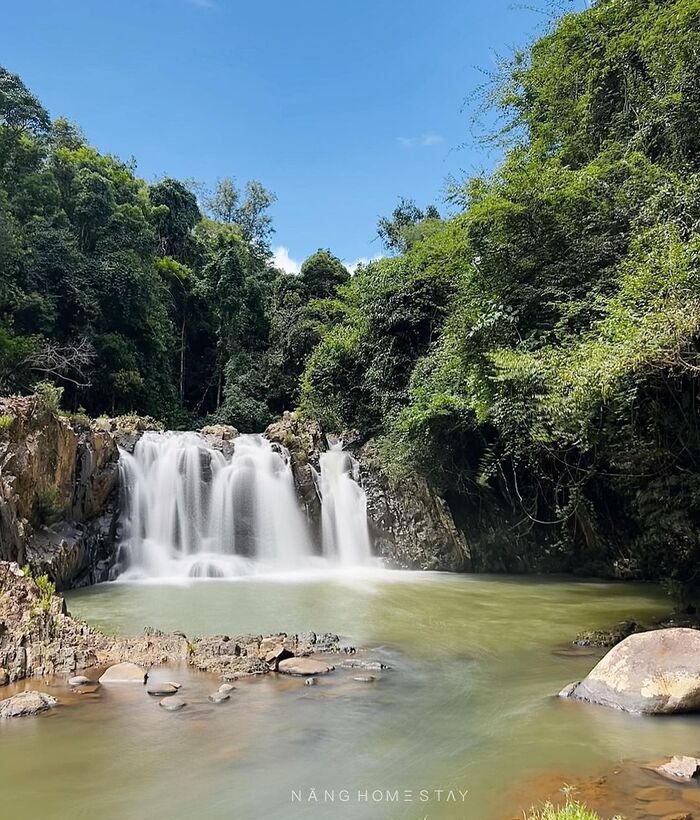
<box><xmin>99</xmin><ymin>662</ymin><xmax>147</xmax><ymax>684</ymax></box>
<box><xmin>653</xmin><ymin>756</ymin><xmax>700</xmax><ymax>782</ymax></box>
<box><xmin>340</xmin><ymin>659</ymin><xmax>391</xmax><ymax>671</ymax></box>
<box><xmin>353</xmin><ymin>675</ymin><xmax>376</xmax><ymax>683</ymax></box>
<box><xmin>163</xmin><ymin>681</ymin><xmax>181</xmax><ymax>690</ymax></box>
<box><xmin>574</xmin><ymin>619</ymin><xmax>645</xmax><ymax>648</ymax></box>
<box><xmin>0</xmin><ymin>668</ymin><xmax>8</xmax><ymax>686</ymax></box>
<box><xmin>199</xmin><ymin>424</ymin><xmax>238</xmax><ymax>441</ymax></box>
<box><xmin>356</xmin><ymin>438</ymin><xmax>470</xmax><ymax>571</ymax></box>
<box><xmin>560</xmin><ymin>628</ymin><xmax>700</xmax><ymax>713</ymax></box>
<box><xmin>642</xmin><ymin>802</ymin><xmax>692</xmax><ymax>818</ymax></box>
<box><xmin>635</xmin><ymin>785</ymin><xmax>681</xmax><ymax>802</ymax></box>
<box><xmin>278</xmin><ymin>658</ymin><xmax>334</xmax><ymax>676</ymax></box>
<box><xmin>147</xmin><ymin>682</ymin><xmax>179</xmax><ymax>696</ymax></box>
<box><xmin>68</xmin><ymin>675</ymin><xmax>91</xmax><ymax>686</ymax></box>
<box><xmin>558</xmin><ymin>682</ymin><xmax>579</xmax><ymax>698</ymax></box>
<box><xmin>0</xmin><ymin>690</ymin><xmax>57</xmax><ymax>718</ymax></box>
<box><xmin>208</xmin><ymin>691</ymin><xmax>230</xmax><ymax>703</ymax></box>
<box><xmin>74</xmin><ymin>684</ymin><xmax>99</xmax><ymax>695</ymax></box>
<box><xmin>159</xmin><ymin>697</ymin><xmax>186</xmax><ymax>711</ymax></box>
<box><xmin>260</xmin><ymin>636</ymin><xmax>294</xmax><ymax>669</ymax></box>
<box><xmin>218</xmin><ymin>683</ymin><xmax>235</xmax><ymax>693</ymax></box>
<box><xmin>304</xmin><ymin>678</ymin><xmax>317</xmax><ymax>686</ymax></box>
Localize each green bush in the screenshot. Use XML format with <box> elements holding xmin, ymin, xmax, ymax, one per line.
<box><xmin>34</xmin><ymin>381</ymin><xmax>64</xmax><ymax>416</ymax></box>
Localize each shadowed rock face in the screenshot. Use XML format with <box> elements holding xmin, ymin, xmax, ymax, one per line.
<box><xmin>560</xmin><ymin>628</ymin><xmax>700</xmax><ymax>714</ymax></box>
<box><xmin>355</xmin><ymin>439</ymin><xmax>471</xmax><ymax>571</ymax></box>
<box><xmin>0</xmin><ymin>396</ymin><xmax>120</xmax><ymax>588</ymax></box>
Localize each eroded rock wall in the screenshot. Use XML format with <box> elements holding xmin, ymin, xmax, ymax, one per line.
<box><xmin>0</xmin><ymin>396</ymin><xmax>120</xmax><ymax>588</ymax></box>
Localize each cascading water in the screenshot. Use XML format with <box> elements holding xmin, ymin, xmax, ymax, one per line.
<box><xmin>318</xmin><ymin>443</ymin><xmax>374</xmax><ymax>566</ymax></box>
<box><xmin>114</xmin><ymin>431</ymin><xmax>376</xmax><ymax>580</ymax></box>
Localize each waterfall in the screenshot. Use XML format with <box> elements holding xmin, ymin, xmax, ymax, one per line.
<box><xmin>114</xmin><ymin>431</ymin><xmax>375</xmax><ymax>580</ymax></box>
<box><xmin>318</xmin><ymin>443</ymin><xmax>374</xmax><ymax>566</ymax></box>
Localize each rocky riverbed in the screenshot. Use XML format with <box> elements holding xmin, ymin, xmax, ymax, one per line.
<box><xmin>0</xmin><ymin>560</ymin><xmax>380</xmax><ymax>718</ymax></box>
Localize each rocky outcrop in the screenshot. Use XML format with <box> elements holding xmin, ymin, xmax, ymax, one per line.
<box><xmin>0</xmin><ymin>561</ymin><xmax>348</xmax><ymax>685</ymax></box>
<box><xmin>266</xmin><ymin>412</ymin><xmax>326</xmax><ymax>540</ymax></box>
<box><xmin>94</xmin><ymin>413</ymin><xmax>164</xmax><ymax>454</ymax></box>
<box><xmin>356</xmin><ymin>439</ymin><xmax>471</xmax><ymax>571</ymax></box>
<box><xmin>0</xmin><ymin>396</ymin><xmax>120</xmax><ymax>588</ymax></box>
<box><xmin>560</xmin><ymin>628</ymin><xmax>700</xmax><ymax>714</ymax></box>
<box><xmin>264</xmin><ymin>414</ymin><xmax>471</xmax><ymax>571</ymax></box>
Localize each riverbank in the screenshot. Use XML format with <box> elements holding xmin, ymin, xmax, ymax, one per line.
<box><xmin>0</xmin><ymin>561</ymin><xmax>361</xmax><ymax>689</ymax></box>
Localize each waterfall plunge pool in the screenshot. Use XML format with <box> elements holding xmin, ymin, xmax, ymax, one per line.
<box><xmin>3</xmin><ymin>572</ymin><xmax>696</xmax><ymax>819</ymax></box>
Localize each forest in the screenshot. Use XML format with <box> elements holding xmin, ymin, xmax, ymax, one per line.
<box><xmin>2</xmin><ymin>0</ymin><xmax>700</xmax><ymax>592</ymax></box>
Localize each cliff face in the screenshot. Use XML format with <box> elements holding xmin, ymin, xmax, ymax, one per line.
<box><xmin>356</xmin><ymin>439</ymin><xmax>471</xmax><ymax>571</ymax></box>
<box><xmin>0</xmin><ymin>396</ymin><xmax>120</xmax><ymax>589</ymax></box>
<box><xmin>265</xmin><ymin>413</ymin><xmax>470</xmax><ymax>571</ymax></box>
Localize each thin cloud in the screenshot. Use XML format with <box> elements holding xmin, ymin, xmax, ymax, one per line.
<box><xmin>189</xmin><ymin>0</ymin><xmax>216</xmax><ymax>8</ymax></box>
<box><xmin>397</xmin><ymin>132</ymin><xmax>445</xmax><ymax>149</ymax></box>
<box><xmin>343</xmin><ymin>254</ymin><xmax>383</xmax><ymax>274</ymax></box>
<box><xmin>272</xmin><ymin>246</ymin><xmax>301</xmax><ymax>275</ymax></box>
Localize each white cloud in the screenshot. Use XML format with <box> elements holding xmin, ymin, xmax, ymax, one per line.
<box><xmin>272</xmin><ymin>247</ymin><xmax>383</xmax><ymax>277</ymax></box>
<box><xmin>343</xmin><ymin>254</ymin><xmax>383</xmax><ymax>274</ymax></box>
<box><xmin>397</xmin><ymin>131</ymin><xmax>445</xmax><ymax>149</ymax></box>
<box><xmin>272</xmin><ymin>246</ymin><xmax>301</xmax><ymax>274</ymax></box>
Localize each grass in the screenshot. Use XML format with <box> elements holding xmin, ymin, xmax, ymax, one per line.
<box><xmin>525</xmin><ymin>800</ymin><xmax>606</xmax><ymax>820</ymax></box>
<box><xmin>0</xmin><ymin>413</ymin><xmax>14</xmax><ymax>437</ymax></box>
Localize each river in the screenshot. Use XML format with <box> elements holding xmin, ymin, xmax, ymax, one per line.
<box><xmin>1</xmin><ymin>570</ymin><xmax>696</xmax><ymax>819</ymax></box>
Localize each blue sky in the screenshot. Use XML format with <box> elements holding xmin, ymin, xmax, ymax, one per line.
<box><xmin>1</xmin><ymin>0</ymin><xmax>583</xmax><ymax>271</ymax></box>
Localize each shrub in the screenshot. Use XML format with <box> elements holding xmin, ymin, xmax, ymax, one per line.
<box><xmin>34</xmin><ymin>381</ymin><xmax>64</xmax><ymax>416</ymax></box>
<box><xmin>0</xmin><ymin>413</ymin><xmax>14</xmax><ymax>437</ymax></box>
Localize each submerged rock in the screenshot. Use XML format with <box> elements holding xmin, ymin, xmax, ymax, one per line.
<box><xmin>340</xmin><ymin>659</ymin><xmax>391</xmax><ymax>671</ymax></box>
<box><xmin>278</xmin><ymin>658</ymin><xmax>334</xmax><ymax>676</ymax></box>
<box><xmin>208</xmin><ymin>691</ymin><xmax>230</xmax><ymax>703</ymax></box>
<box><xmin>218</xmin><ymin>683</ymin><xmax>235</xmax><ymax>693</ymax></box>
<box><xmin>147</xmin><ymin>682</ymin><xmax>179</xmax><ymax>696</ymax></box>
<box><xmin>353</xmin><ymin>675</ymin><xmax>376</xmax><ymax>683</ymax></box>
<box><xmin>0</xmin><ymin>690</ymin><xmax>57</xmax><ymax>718</ymax></box>
<box><xmin>99</xmin><ymin>662</ymin><xmax>147</xmax><ymax>684</ymax></box>
<box><xmin>560</xmin><ymin>628</ymin><xmax>700</xmax><ymax>714</ymax></box>
<box><xmin>74</xmin><ymin>684</ymin><xmax>99</xmax><ymax>695</ymax></box>
<box><xmin>574</xmin><ymin>619</ymin><xmax>645</xmax><ymax>648</ymax></box>
<box><xmin>159</xmin><ymin>697</ymin><xmax>186</xmax><ymax>711</ymax></box>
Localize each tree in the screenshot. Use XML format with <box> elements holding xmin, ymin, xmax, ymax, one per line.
<box><xmin>299</xmin><ymin>249</ymin><xmax>349</xmax><ymax>299</ymax></box>
<box><xmin>149</xmin><ymin>178</ymin><xmax>201</xmax><ymax>257</ymax></box>
<box><xmin>377</xmin><ymin>197</ymin><xmax>441</xmax><ymax>253</ymax></box>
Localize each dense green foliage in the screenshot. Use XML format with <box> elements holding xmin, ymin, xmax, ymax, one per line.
<box><xmin>301</xmin><ymin>0</ymin><xmax>700</xmax><ymax>591</ymax></box>
<box><xmin>3</xmin><ymin>0</ymin><xmax>700</xmax><ymax>590</ymax></box>
<box><xmin>0</xmin><ymin>67</ymin><xmax>348</xmax><ymax>426</ymax></box>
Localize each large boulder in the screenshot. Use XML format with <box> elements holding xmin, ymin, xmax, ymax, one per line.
<box><xmin>98</xmin><ymin>662</ymin><xmax>147</xmax><ymax>684</ymax></box>
<box><xmin>0</xmin><ymin>690</ymin><xmax>57</xmax><ymax>718</ymax></box>
<box><xmin>560</xmin><ymin>628</ymin><xmax>700</xmax><ymax>714</ymax></box>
